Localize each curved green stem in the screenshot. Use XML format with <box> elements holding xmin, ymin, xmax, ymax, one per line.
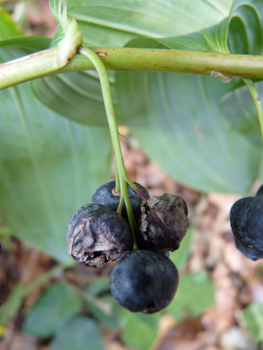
<box><xmin>243</xmin><ymin>78</ymin><xmax>263</xmax><ymax>140</ymax></box>
<box><xmin>80</xmin><ymin>46</ymin><xmax>138</xmax><ymax>249</ymax></box>
<box><xmin>126</xmin><ymin>177</ymin><xmax>149</xmax><ymax>200</ymax></box>
<box><xmin>114</xmin><ymin>159</ymin><xmax>120</xmax><ymax>194</ymax></box>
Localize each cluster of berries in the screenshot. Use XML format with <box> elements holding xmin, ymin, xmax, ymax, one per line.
<box><xmin>67</xmin><ymin>181</ymin><xmax>189</xmax><ymax>313</ymax></box>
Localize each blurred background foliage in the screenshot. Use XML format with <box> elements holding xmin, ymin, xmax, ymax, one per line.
<box><xmin>0</xmin><ymin>0</ymin><xmax>263</xmax><ymax>349</ymax></box>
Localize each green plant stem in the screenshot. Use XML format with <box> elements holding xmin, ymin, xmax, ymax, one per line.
<box><xmin>0</xmin><ymin>47</ymin><xmax>59</xmax><ymax>88</ymax></box>
<box><xmin>2</xmin><ymin>48</ymin><xmax>263</xmax><ymax>89</ymax></box>
<box><xmin>114</xmin><ymin>159</ymin><xmax>120</xmax><ymax>193</ymax></box>
<box><xmin>80</xmin><ymin>47</ymin><xmax>138</xmax><ymax>249</ymax></box>
<box><xmin>244</xmin><ymin>78</ymin><xmax>263</xmax><ymax>140</ymax></box>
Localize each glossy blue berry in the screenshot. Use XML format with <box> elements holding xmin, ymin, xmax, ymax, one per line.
<box><xmin>91</xmin><ymin>180</ymin><xmax>149</xmax><ymax>223</ymax></box>
<box><xmin>110</xmin><ymin>250</ymin><xmax>179</xmax><ymax>313</ymax></box>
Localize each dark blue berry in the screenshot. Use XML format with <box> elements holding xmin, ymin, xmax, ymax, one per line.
<box><xmin>67</xmin><ymin>203</ymin><xmax>133</xmax><ymax>267</ymax></box>
<box><xmin>110</xmin><ymin>250</ymin><xmax>179</xmax><ymax>314</ymax></box>
<box><xmin>230</xmin><ymin>190</ymin><xmax>263</xmax><ymax>261</ymax></box>
<box><xmin>91</xmin><ymin>181</ymin><xmax>149</xmax><ymax>223</ymax></box>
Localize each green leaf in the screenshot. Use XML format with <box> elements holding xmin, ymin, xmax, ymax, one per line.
<box><xmin>0</xmin><ymin>12</ymin><xmax>23</xmax><ymax>40</ymax></box>
<box><xmin>0</xmin><ymin>81</ymin><xmax>111</xmax><ymax>262</ymax></box>
<box><xmin>33</xmin><ymin>5</ymin><xmax>136</xmax><ymax>126</ymax></box>
<box><xmin>116</xmin><ymin>66</ymin><xmax>261</xmax><ymax>193</ymax></box>
<box><xmin>50</xmin><ymin>316</ymin><xmax>104</xmax><ymax>350</ymax></box>
<box><xmin>123</xmin><ymin>2</ymin><xmax>263</xmax><ymax>194</ymax></box>
<box><xmin>228</xmin><ymin>0</ymin><xmax>263</xmax><ymax>55</ymax></box>
<box><xmin>170</xmin><ymin>226</ymin><xmax>193</xmax><ymax>271</ymax></box>
<box><xmin>87</xmin><ymin>298</ymin><xmax>122</xmax><ymax>329</ymax></box>
<box><xmin>219</xmin><ymin>80</ymin><xmax>263</xmax><ymax>146</ymax></box>
<box><xmin>51</xmin><ymin>21</ymin><xmax>135</xmax><ymax>48</ymax></box>
<box><xmin>31</xmin><ymin>70</ymin><xmax>126</xmax><ymax>126</ymax></box>
<box><xmin>35</xmin><ymin>17</ymin><xmax>132</xmax><ymax>126</ymax></box>
<box><xmin>45</xmin><ymin>0</ymin><xmax>233</xmax><ymax>126</ymax></box>
<box><xmin>85</xmin><ymin>279</ymin><xmax>119</xmax><ymax>329</ymax></box>
<box><xmin>242</xmin><ymin>301</ymin><xmax>263</xmax><ymax>342</ymax></box>
<box><xmin>23</xmin><ymin>282</ymin><xmax>82</xmax><ymax>337</ymax></box>
<box><xmin>159</xmin><ymin>18</ymin><xmax>229</xmax><ymax>53</ymax></box>
<box><xmin>159</xmin><ymin>0</ymin><xmax>263</xmax><ymax>56</ymax></box>
<box><xmin>166</xmin><ymin>270</ymin><xmax>215</xmax><ymax>321</ymax></box>
<box><xmin>119</xmin><ymin>311</ymin><xmax>160</xmax><ymax>350</ymax></box>
<box><xmin>32</xmin><ymin>23</ymin><xmax>128</xmax><ymax>126</ymax></box>
<box><xmin>50</xmin><ymin>0</ymin><xmax>232</xmax><ymax>40</ymax></box>
<box><xmin>85</xmin><ymin>279</ymin><xmax>127</xmax><ymax>329</ymax></box>
<box><xmin>0</xmin><ymin>39</ymin><xmax>112</xmax><ymax>262</ymax></box>
<box><xmin>86</xmin><ymin>278</ymin><xmax>110</xmax><ymax>296</ymax></box>
<box><xmin>259</xmin><ymin>153</ymin><xmax>263</xmax><ymax>181</ymax></box>
<box><xmin>0</xmin><ymin>36</ymin><xmax>51</xmax><ymax>54</ymax></box>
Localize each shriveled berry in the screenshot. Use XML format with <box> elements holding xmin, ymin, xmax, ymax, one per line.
<box><xmin>91</xmin><ymin>180</ymin><xmax>149</xmax><ymax>223</ymax></box>
<box><xmin>230</xmin><ymin>191</ymin><xmax>263</xmax><ymax>261</ymax></box>
<box><xmin>67</xmin><ymin>203</ymin><xmax>133</xmax><ymax>268</ymax></box>
<box><xmin>139</xmin><ymin>193</ymin><xmax>189</xmax><ymax>251</ymax></box>
<box><xmin>110</xmin><ymin>250</ymin><xmax>179</xmax><ymax>314</ymax></box>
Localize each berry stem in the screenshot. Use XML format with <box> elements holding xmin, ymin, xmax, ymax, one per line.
<box><xmin>126</xmin><ymin>178</ymin><xmax>149</xmax><ymax>200</ymax></box>
<box><xmin>80</xmin><ymin>47</ymin><xmax>138</xmax><ymax>249</ymax></box>
<box><xmin>243</xmin><ymin>78</ymin><xmax>263</xmax><ymax>140</ymax></box>
<box><xmin>114</xmin><ymin>158</ymin><xmax>121</xmax><ymax>194</ymax></box>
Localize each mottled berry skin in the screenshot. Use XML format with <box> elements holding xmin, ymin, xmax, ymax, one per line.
<box><xmin>230</xmin><ymin>194</ymin><xmax>263</xmax><ymax>261</ymax></box>
<box><xmin>139</xmin><ymin>193</ymin><xmax>189</xmax><ymax>252</ymax></box>
<box><xmin>67</xmin><ymin>203</ymin><xmax>133</xmax><ymax>268</ymax></box>
<box><xmin>91</xmin><ymin>181</ymin><xmax>149</xmax><ymax>223</ymax></box>
<box><xmin>110</xmin><ymin>250</ymin><xmax>179</xmax><ymax>314</ymax></box>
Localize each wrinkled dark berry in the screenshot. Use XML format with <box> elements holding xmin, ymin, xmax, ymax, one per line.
<box><xmin>230</xmin><ymin>188</ymin><xmax>263</xmax><ymax>261</ymax></box>
<box><xmin>91</xmin><ymin>180</ymin><xmax>149</xmax><ymax>223</ymax></box>
<box><xmin>67</xmin><ymin>203</ymin><xmax>133</xmax><ymax>268</ymax></box>
<box><xmin>139</xmin><ymin>193</ymin><xmax>189</xmax><ymax>251</ymax></box>
<box><xmin>110</xmin><ymin>250</ymin><xmax>179</xmax><ymax>314</ymax></box>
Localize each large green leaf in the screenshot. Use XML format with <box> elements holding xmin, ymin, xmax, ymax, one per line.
<box><xmin>31</xmin><ymin>70</ymin><xmax>126</xmax><ymax>126</ymax></box>
<box><xmin>115</xmin><ymin>1</ymin><xmax>263</xmax><ymax>194</ymax></box>
<box><xmin>170</xmin><ymin>226</ymin><xmax>193</xmax><ymax>271</ymax></box>
<box><xmin>228</xmin><ymin>0</ymin><xmax>263</xmax><ymax>55</ymax></box>
<box><xmin>31</xmin><ymin>21</ymin><xmax>132</xmax><ymax>126</ymax></box>
<box><xmin>116</xmin><ymin>66</ymin><xmax>261</xmax><ymax>193</ymax></box>
<box><xmin>22</xmin><ymin>283</ymin><xmax>82</xmax><ymax>337</ymax></box>
<box><xmin>166</xmin><ymin>270</ymin><xmax>215</xmax><ymax>320</ymax></box>
<box><xmin>160</xmin><ymin>0</ymin><xmax>263</xmax><ymax>55</ymax></box>
<box><xmin>50</xmin><ymin>0</ymin><xmax>232</xmax><ymax>39</ymax></box>
<box><xmin>242</xmin><ymin>301</ymin><xmax>263</xmax><ymax>342</ymax></box>
<box><xmin>0</xmin><ymin>36</ymin><xmax>51</xmax><ymax>54</ymax></box>
<box><xmin>0</xmin><ymin>38</ymin><xmax>111</xmax><ymax>262</ymax></box>
<box><xmin>85</xmin><ymin>279</ymin><xmax>120</xmax><ymax>329</ymax></box>
<box><xmin>0</xmin><ymin>12</ymin><xmax>23</xmax><ymax>40</ymax></box>
<box><xmin>39</xmin><ymin>0</ymin><xmax>233</xmax><ymax>126</ymax></box>
<box><xmin>119</xmin><ymin>311</ymin><xmax>160</xmax><ymax>350</ymax></box>
<box><xmin>219</xmin><ymin>80</ymin><xmax>263</xmax><ymax>146</ymax></box>
<box><xmin>50</xmin><ymin>316</ymin><xmax>104</xmax><ymax>350</ymax></box>
<box><xmin>159</xmin><ymin>18</ymin><xmax>229</xmax><ymax>53</ymax></box>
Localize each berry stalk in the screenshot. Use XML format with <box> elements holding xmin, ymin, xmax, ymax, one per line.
<box><xmin>243</xmin><ymin>78</ymin><xmax>263</xmax><ymax>140</ymax></box>
<box><xmin>80</xmin><ymin>47</ymin><xmax>140</xmax><ymax>249</ymax></box>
